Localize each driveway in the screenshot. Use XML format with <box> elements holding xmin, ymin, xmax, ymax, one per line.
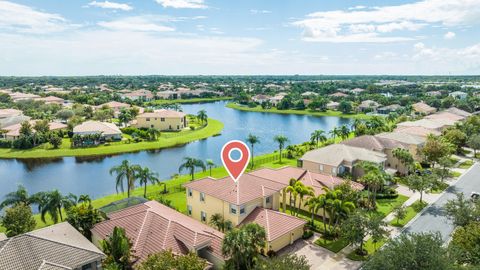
<box><xmin>403</xmin><ymin>163</ymin><xmax>480</xmax><ymax>242</ymax></box>
<box><xmin>278</xmin><ymin>234</ymin><xmax>362</xmax><ymax>270</ymax></box>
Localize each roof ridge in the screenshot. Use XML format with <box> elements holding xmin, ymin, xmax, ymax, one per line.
<box><xmin>162</xmin><ymin>220</ymin><xmax>172</xmax><ymax>250</ymax></box>
<box><xmin>133</xmin><ymin>209</ymin><xmax>151</xmax><ymax>251</ymax></box>
<box><xmin>264</xmin><ymin>208</ymin><xmax>270</xmax><ymax>242</ymax></box>
<box><xmin>38</xmin><ymin>260</ymin><xmax>72</xmax><ymax>270</ymax></box>
<box><xmin>13</xmin><ymin>234</ymin><xmax>104</xmax><ymax>256</ymax></box>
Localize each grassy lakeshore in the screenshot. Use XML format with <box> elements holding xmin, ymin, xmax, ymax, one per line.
<box><xmin>0</xmin><ymin>118</ymin><xmax>223</xmax><ymax>159</ymax></box>
<box><xmin>149</xmin><ymin>97</ymin><xmax>232</xmax><ymax>105</ymax></box>
<box><xmin>226</xmin><ymin>102</ymin><xmax>371</xmax><ymax>120</ymax></box>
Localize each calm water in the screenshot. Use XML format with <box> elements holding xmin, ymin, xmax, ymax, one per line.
<box><xmin>0</xmin><ymin>101</ymin><xmax>351</xmax><ymax>200</ymax></box>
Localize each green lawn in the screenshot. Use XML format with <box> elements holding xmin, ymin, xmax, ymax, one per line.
<box><xmin>315</xmin><ymin>237</ymin><xmax>350</xmax><ymax>253</ymax></box>
<box><xmin>347</xmin><ymin>238</ymin><xmax>387</xmax><ymax>261</ymax></box>
<box><xmin>148</xmin><ymin>97</ymin><xmax>232</xmax><ymax>105</ymax></box>
<box><xmin>389</xmin><ymin>200</ymin><xmax>426</xmax><ymax>227</ymax></box>
<box><xmin>458</xmin><ymin>160</ymin><xmax>474</xmax><ymax>169</ymax></box>
<box><xmin>226</xmin><ymin>102</ymin><xmax>371</xmax><ymax>120</ymax></box>
<box><xmin>0</xmin><ymin>118</ymin><xmax>223</xmax><ymax>159</ymax></box>
<box><xmin>376</xmin><ymin>195</ymin><xmax>409</xmax><ymax>217</ymax></box>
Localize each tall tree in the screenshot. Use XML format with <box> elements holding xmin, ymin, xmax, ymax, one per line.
<box><xmin>66</xmin><ymin>202</ymin><xmax>102</xmax><ymax>240</ymax></box>
<box><xmin>1</xmin><ymin>203</ymin><xmax>36</xmax><ymax>237</ymax></box>
<box><xmin>406</xmin><ymin>173</ymin><xmax>435</xmax><ymax>203</ymax></box>
<box><xmin>422</xmin><ymin>135</ymin><xmax>454</xmax><ymax>168</ymax></box>
<box><xmin>273</xmin><ymin>135</ymin><xmax>289</xmax><ymax>163</ymax></box>
<box><xmin>0</xmin><ymin>185</ymin><xmax>35</xmax><ymax>210</ymax></box>
<box><xmin>196</xmin><ymin>110</ymin><xmax>208</xmax><ymax>125</ymax></box>
<box><xmin>178</xmin><ymin>157</ymin><xmax>206</xmax><ymax>181</ymax></box>
<box><xmin>137</xmin><ymin>250</ymin><xmax>207</xmax><ymax>270</ymax></box>
<box><xmin>136</xmin><ymin>167</ymin><xmax>160</xmax><ymax>198</ymax></box>
<box><xmin>310</xmin><ymin>130</ymin><xmax>327</xmax><ymax>148</ymax></box>
<box><xmin>448</xmin><ymin>221</ymin><xmax>480</xmax><ymax>266</ymax></box>
<box><xmin>222</xmin><ymin>223</ymin><xmax>266</xmax><ymax>270</ymax></box>
<box><xmin>35</xmin><ymin>190</ymin><xmax>75</xmax><ymax>223</ymax></box>
<box><xmin>392</xmin><ymin>148</ymin><xmax>414</xmax><ymax>174</ymax></box>
<box><xmin>101</xmin><ymin>227</ymin><xmax>134</xmax><ymax>269</ymax></box>
<box><xmin>206</xmin><ymin>159</ymin><xmax>215</xmax><ymax>176</ymax></box>
<box><xmin>340</xmin><ymin>124</ymin><xmax>350</xmax><ymax>140</ymax></box>
<box><xmin>246</xmin><ymin>134</ymin><xmax>260</xmax><ymax>169</ymax></box>
<box><xmin>109</xmin><ymin>160</ymin><xmax>141</xmax><ymax>198</ymax></box>
<box><xmin>467</xmin><ymin>134</ymin><xmax>480</xmax><ymax>157</ymax></box>
<box><xmin>444</xmin><ymin>192</ymin><xmax>480</xmax><ymax>227</ymax></box>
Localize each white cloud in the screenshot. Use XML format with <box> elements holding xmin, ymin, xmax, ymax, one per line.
<box><xmin>155</xmin><ymin>0</ymin><xmax>207</xmax><ymax>9</ymax></box>
<box><xmin>413</xmin><ymin>42</ymin><xmax>480</xmax><ymax>72</ymax></box>
<box><xmin>444</xmin><ymin>31</ymin><xmax>456</xmax><ymax>39</ymax></box>
<box><xmin>87</xmin><ymin>1</ymin><xmax>133</xmax><ymax>11</ymax></box>
<box><xmin>0</xmin><ymin>1</ymin><xmax>71</xmax><ymax>33</ymax></box>
<box><xmin>250</xmin><ymin>9</ymin><xmax>272</xmax><ymax>14</ymax></box>
<box><xmin>293</xmin><ymin>0</ymin><xmax>480</xmax><ymax>43</ymax></box>
<box><xmin>98</xmin><ymin>16</ymin><xmax>175</xmax><ymax>32</ymax></box>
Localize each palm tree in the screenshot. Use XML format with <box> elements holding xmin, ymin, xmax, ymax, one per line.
<box><xmin>78</xmin><ymin>194</ymin><xmax>91</xmax><ymax>205</ymax></box>
<box><xmin>310</xmin><ymin>130</ymin><xmax>327</xmax><ymax>148</ymax></box>
<box><xmin>109</xmin><ymin>160</ymin><xmax>141</xmax><ymax>198</ymax></box>
<box><xmin>285</xmin><ymin>178</ymin><xmax>298</xmax><ymax>214</ymax></box>
<box><xmin>147</xmin><ymin>128</ymin><xmax>161</xmax><ymax>141</ymax></box>
<box><xmin>295</xmin><ymin>182</ymin><xmax>314</xmax><ymax>217</ymax></box>
<box><xmin>197</xmin><ymin>110</ymin><xmax>208</xmax><ymax>125</ymax></box>
<box><xmin>179</xmin><ymin>157</ymin><xmax>206</xmax><ymax>181</ymax></box>
<box><xmin>351</xmin><ymin>119</ymin><xmax>362</xmax><ymax>132</ymax></box>
<box><xmin>209</xmin><ymin>213</ymin><xmax>228</xmax><ymax>232</ymax></box>
<box><xmin>246</xmin><ymin>134</ymin><xmax>260</xmax><ymax>169</ymax></box>
<box><xmin>329</xmin><ymin>127</ymin><xmax>341</xmax><ymax>142</ymax></box>
<box><xmin>206</xmin><ymin>159</ymin><xmax>215</xmax><ymax>176</ymax></box>
<box><xmin>340</xmin><ymin>125</ymin><xmax>350</xmax><ymax>140</ymax></box>
<box><xmin>273</xmin><ymin>135</ymin><xmax>289</xmax><ymax>163</ymax></box>
<box><xmin>101</xmin><ymin>226</ymin><xmax>133</xmax><ymax>269</ymax></box>
<box><xmin>136</xmin><ymin>167</ymin><xmax>160</xmax><ymax>198</ymax></box>
<box><xmin>35</xmin><ymin>190</ymin><xmax>75</xmax><ymax>224</ymax></box>
<box><xmin>0</xmin><ymin>185</ymin><xmax>35</xmax><ymax>210</ymax></box>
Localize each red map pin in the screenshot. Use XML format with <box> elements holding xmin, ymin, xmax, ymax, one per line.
<box><xmin>221</xmin><ymin>140</ymin><xmax>251</xmax><ymax>183</ymax></box>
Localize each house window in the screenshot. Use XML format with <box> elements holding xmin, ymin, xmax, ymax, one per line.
<box><xmin>230</xmin><ymin>204</ymin><xmax>237</xmax><ymax>214</ymax></box>
<box><xmin>188</xmin><ymin>188</ymin><xmax>192</xmax><ymax>197</ymax></box>
<box><xmin>200</xmin><ymin>192</ymin><xmax>205</xmax><ymax>202</ymax></box>
<box><xmin>332</xmin><ymin>167</ymin><xmax>337</xmax><ymax>175</ymax></box>
<box><xmin>319</xmin><ymin>164</ymin><xmax>324</xmax><ymax>172</ymax></box>
<box><xmin>161</xmin><ymin>118</ymin><xmax>165</xmax><ymax>122</ymax></box>
<box><xmin>146</xmin><ymin>118</ymin><xmax>150</xmax><ymax>121</ymax></box>
<box><xmin>266</xmin><ymin>196</ymin><xmax>271</xmax><ymax>204</ymax></box>
<box><xmin>81</xmin><ymin>264</ymin><xmax>92</xmax><ymax>270</ymax></box>
<box><xmin>201</xmin><ymin>211</ymin><xmax>207</xmax><ymax>222</ymax></box>
<box><xmin>177</xmin><ymin>125</ymin><xmax>180</xmax><ymax>129</ymax></box>
<box><xmin>187</xmin><ymin>205</ymin><xmax>192</xmax><ymax>215</ymax></box>
<box><xmin>240</xmin><ymin>205</ymin><xmax>245</xmax><ymax>215</ymax></box>
<box><xmin>169</xmin><ymin>125</ymin><xmax>172</xmax><ymax>129</ymax></box>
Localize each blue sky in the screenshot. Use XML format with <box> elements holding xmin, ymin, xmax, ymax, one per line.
<box><xmin>0</xmin><ymin>0</ymin><xmax>479</xmax><ymax>75</ymax></box>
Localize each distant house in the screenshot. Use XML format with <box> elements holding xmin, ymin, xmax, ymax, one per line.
<box><xmin>0</xmin><ymin>222</ymin><xmax>104</xmax><ymax>270</ymax></box>
<box><xmin>412</xmin><ymin>102</ymin><xmax>436</xmax><ymax>115</ymax></box>
<box><xmin>0</xmin><ymin>121</ymin><xmax>67</xmax><ymax>141</ymax></box>
<box><xmin>377</xmin><ymin>104</ymin><xmax>402</xmax><ymax>115</ymax></box>
<box><xmin>251</xmin><ymin>94</ymin><xmax>272</xmax><ymax>104</ymax></box>
<box><xmin>92</xmin><ymin>200</ymin><xmax>225</xmax><ymax>268</ymax></box>
<box><xmin>375</xmin><ymin>132</ymin><xmax>426</xmax><ymax>160</ymax></box>
<box><xmin>73</xmin><ymin>121</ymin><xmax>122</xmax><ymax>140</ymax></box>
<box><xmin>299</xmin><ymin>144</ymin><xmax>387</xmax><ymax>179</ymax></box>
<box><xmin>37</xmin><ymin>95</ymin><xmax>65</xmax><ymax>105</ymax></box>
<box><xmin>341</xmin><ymin>135</ymin><xmax>411</xmax><ymax>174</ymax></box>
<box><xmin>326</xmin><ymin>101</ymin><xmax>339</xmax><ymax>110</ymax></box>
<box><xmin>135</xmin><ymin>109</ymin><xmax>187</xmax><ymax>131</ymax></box>
<box><xmin>0</xmin><ymin>109</ymin><xmax>30</xmax><ymax>129</ymax></box>
<box><xmin>426</xmin><ymin>91</ymin><xmax>442</xmax><ymax>97</ymax></box>
<box><xmin>121</xmin><ymin>89</ymin><xmax>154</xmax><ymax>101</ymax></box>
<box><xmin>157</xmin><ymin>90</ymin><xmax>178</xmax><ymax>99</ymax></box>
<box><xmin>301</xmin><ymin>91</ymin><xmax>318</xmax><ymax>97</ymax></box>
<box><xmin>396</xmin><ymin>118</ymin><xmax>454</xmax><ymax>132</ymax></box>
<box><xmin>444</xmin><ymin>107</ymin><xmax>472</xmax><ymax>119</ymax></box>
<box><xmin>97</xmin><ymin>101</ymin><xmax>131</xmax><ymax>118</ymax></box>
<box><xmin>449</xmin><ymin>91</ymin><xmax>468</xmax><ymax>100</ymax></box>
<box><xmin>9</xmin><ymin>92</ymin><xmax>41</xmax><ymax>102</ymax></box>
<box><xmin>358</xmin><ymin>100</ymin><xmax>380</xmax><ymax>112</ymax></box>
<box><xmin>350</xmin><ymin>88</ymin><xmax>365</xmax><ymax>95</ymax></box>
<box><xmin>394</xmin><ymin>126</ymin><xmax>441</xmax><ymax>138</ymax></box>
<box><xmin>329</xmin><ymin>92</ymin><xmax>348</xmax><ymax>98</ymax></box>
<box><xmin>269</xmin><ymin>94</ymin><xmax>286</xmax><ymax>106</ymax></box>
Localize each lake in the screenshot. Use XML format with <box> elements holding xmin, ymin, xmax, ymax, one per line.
<box><xmin>0</xmin><ymin>101</ymin><xmax>352</xmax><ymax>200</ymax></box>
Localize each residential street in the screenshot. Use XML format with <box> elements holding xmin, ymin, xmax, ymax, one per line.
<box><xmin>404</xmin><ymin>162</ymin><xmax>480</xmax><ymax>242</ymax></box>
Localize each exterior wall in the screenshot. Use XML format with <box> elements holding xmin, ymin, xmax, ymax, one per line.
<box><xmin>197</xmin><ymin>249</ymin><xmax>224</xmax><ymax>270</ymax></box>
<box><xmin>384</xmin><ymin>148</ymin><xmax>408</xmax><ymax>174</ymax></box>
<box><xmin>135</xmin><ymin>116</ymin><xmax>187</xmax><ymax>131</ymax></box>
<box><xmin>301</xmin><ymin>160</ymin><xmax>338</xmax><ymax>176</ymax></box>
<box><xmin>268</xmin><ymin>225</ymin><xmax>304</xmax><ymax>252</ymax></box>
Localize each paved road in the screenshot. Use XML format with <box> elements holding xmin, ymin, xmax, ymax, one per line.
<box><xmin>404</xmin><ymin>163</ymin><xmax>480</xmax><ymax>242</ymax></box>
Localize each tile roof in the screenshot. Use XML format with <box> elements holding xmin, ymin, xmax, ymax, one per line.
<box><xmin>412</xmin><ymin>102</ymin><xmax>436</xmax><ymax>114</ymax></box>
<box><xmin>98</xmin><ymin>101</ymin><xmax>131</xmax><ymax>109</ymax></box>
<box><xmin>91</xmin><ymin>201</ymin><xmax>224</xmax><ymax>263</ymax></box>
<box><xmin>239</xmin><ymin>208</ymin><xmax>306</xmax><ymax>242</ymax></box>
<box><xmin>0</xmin><ymin>223</ymin><xmax>104</xmax><ymax>270</ymax></box>
<box><xmin>1</xmin><ymin>121</ymin><xmax>67</xmax><ymax>137</ymax></box>
<box><xmin>341</xmin><ymin>135</ymin><xmax>408</xmax><ymax>152</ymax></box>
<box><xmin>444</xmin><ymin>107</ymin><xmax>472</xmax><ymax>118</ymax></box>
<box><xmin>396</xmin><ymin>119</ymin><xmax>453</xmax><ymax>130</ymax></box>
<box><xmin>394</xmin><ymin>126</ymin><xmax>441</xmax><ymax>137</ymax></box>
<box><xmin>298</xmin><ymin>171</ymin><xmax>364</xmax><ymax>195</ymax></box>
<box><xmin>73</xmin><ymin>121</ymin><xmax>121</xmax><ymax>135</ymax></box>
<box><xmin>300</xmin><ymin>144</ymin><xmax>387</xmax><ymax>166</ymax></box>
<box><xmin>0</xmin><ymin>109</ymin><xmax>23</xmax><ymax>118</ymax></box>
<box><xmin>137</xmin><ymin>109</ymin><xmax>186</xmax><ymax>118</ymax></box>
<box><xmin>376</xmin><ymin>132</ymin><xmax>425</xmax><ymax>145</ymax></box>
<box><xmin>184</xmin><ymin>174</ymin><xmax>286</xmax><ymax>205</ymax></box>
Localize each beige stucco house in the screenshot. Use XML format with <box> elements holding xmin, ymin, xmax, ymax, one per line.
<box><xmin>135</xmin><ymin>109</ymin><xmax>187</xmax><ymax>131</ymax></box>
<box><xmin>73</xmin><ymin>121</ymin><xmax>122</xmax><ymax>140</ymax></box>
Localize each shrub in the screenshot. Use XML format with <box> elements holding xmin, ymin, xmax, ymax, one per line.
<box><xmin>0</xmin><ymin>140</ymin><xmax>12</xmax><ymax>148</ymax></box>
<box><xmin>266</xmin><ymin>250</ymin><xmax>277</xmax><ymax>258</ymax></box>
<box><xmin>302</xmin><ymin>230</ymin><xmax>314</xmax><ymax>239</ymax></box>
<box><xmin>189</xmin><ymin>126</ymin><xmax>195</xmax><ymax>130</ymax></box>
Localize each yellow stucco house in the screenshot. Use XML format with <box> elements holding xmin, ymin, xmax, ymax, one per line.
<box><xmin>135</xmin><ymin>109</ymin><xmax>187</xmax><ymax>131</ymax></box>
<box><xmin>184</xmin><ymin>166</ymin><xmax>363</xmax><ymax>252</ymax></box>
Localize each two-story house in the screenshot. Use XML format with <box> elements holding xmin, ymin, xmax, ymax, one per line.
<box><xmin>135</xmin><ymin>109</ymin><xmax>187</xmax><ymax>131</ymax></box>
